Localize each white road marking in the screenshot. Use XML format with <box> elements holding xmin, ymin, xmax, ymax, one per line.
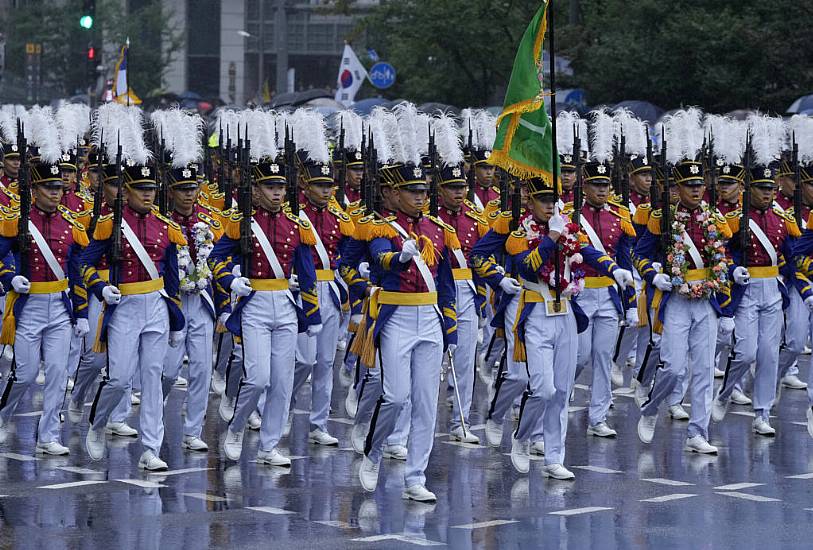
<box><xmin>117</xmin><ymin>479</ymin><xmax>167</xmax><ymax>488</ymax></box>
<box><xmin>549</xmin><ymin>506</ymin><xmax>614</xmax><ymax>516</ymax></box>
<box><xmin>715</xmin><ymin>491</ymin><xmax>780</xmax><ymax>502</ymax></box>
<box><xmin>351</xmin><ymin>534</ymin><xmax>444</xmax><ymax>546</ymax></box>
<box><xmin>714</xmin><ymin>482</ymin><xmax>764</xmax><ymax>491</ymax></box>
<box><xmin>246</xmin><ymin>506</ymin><xmax>295</xmax><ymax>515</ymax></box>
<box><xmin>181</xmin><ymin>492</ymin><xmax>229</xmax><ymax>502</ymax></box>
<box><xmin>642</xmin><ymin>478</ymin><xmax>694</xmax><ymax>486</ymax></box>
<box><xmin>148</xmin><ymin>467</ymin><xmax>212</xmax><ymax>477</ymax></box>
<box><xmin>40</xmin><ymin>480</ymin><xmax>108</xmax><ymax>490</ymax></box>
<box><xmin>572</xmin><ymin>466</ymin><xmax>623</xmax><ymax>474</ymax></box>
<box><xmin>640</xmin><ymin>493</ymin><xmax>697</xmax><ymax>503</ymax></box>
<box><xmin>451</xmin><ymin>519</ymin><xmax>518</xmax><ymax>529</ymax></box>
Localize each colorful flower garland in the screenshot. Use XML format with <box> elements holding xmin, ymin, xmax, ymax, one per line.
<box><xmin>666</xmin><ymin>203</ymin><xmax>728</xmax><ymax>299</ymax></box>
<box><xmin>522</xmin><ymin>215</ymin><xmax>586</xmax><ymax>297</ymax></box>
<box><xmin>178</xmin><ymin>221</ymin><xmax>214</xmax><ymax>293</ymax></box>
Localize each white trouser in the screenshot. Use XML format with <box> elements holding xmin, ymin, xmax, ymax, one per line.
<box><xmin>232</xmin><ymin>290</ymin><xmax>297</xmax><ymax>451</ymax></box>
<box><xmin>514</xmin><ymin>304</ymin><xmax>578</xmax><ymax>466</ymax></box>
<box><xmin>365</xmin><ymin>304</ymin><xmax>442</xmax><ymax>488</ymax></box>
<box><xmin>575</xmin><ymin>286</ymin><xmax>621</xmax><ymax>426</ymax></box>
<box><xmin>480</xmin><ymin>287</ymin><xmax>504</xmax><ymax>366</ymax></box>
<box><xmin>450</xmin><ymin>280</ymin><xmax>477</xmax><ymax>430</ymax></box>
<box><xmin>778</xmin><ymin>288</ymin><xmax>806</xmax><ymax>379</ymax></box>
<box><xmin>90</xmin><ymin>291</ymin><xmax>168</xmax><ymax>453</ymax></box>
<box><xmin>641</xmin><ymin>294</ymin><xmax>717</xmax><ymax>439</ymax></box>
<box><xmin>162</xmin><ymin>292</ymin><xmax>215</xmax><ymax>438</ymax></box>
<box><xmin>353</xmin><ymin>359</ymin><xmax>411</xmax><ymax>446</ymax></box>
<box><xmin>615</xmin><ymin>274</ymin><xmax>642</xmax><ymax>367</ymax></box>
<box><xmin>0</xmin><ymin>292</ymin><xmax>71</xmax><ymax>443</ymax></box>
<box><xmin>719</xmin><ymin>278</ymin><xmax>783</xmax><ymax>420</ymax></box>
<box><xmin>71</xmin><ymin>295</ymin><xmax>130</xmax><ymax>423</ymax></box>
<box><xmin>292</xmin><ymin>280</ymin><xmax>342</xmax><ymax>432</ymax></box>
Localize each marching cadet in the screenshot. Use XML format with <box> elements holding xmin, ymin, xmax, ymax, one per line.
<box><xmin>506</xmin><ymin>175</ymin><xmax>632</xmax><ymax>479</ymax></box>
<box><xmin>572</xmin><ymin>110</ymin><xmax>636</xmax><ymax>438</ymax></box>
<box><xmin>154</xmin><ymin>108</ymin><xmax>223</xmax><ymax>452</ymax></box>
<box><xmin>461</xmin><ymin>109</ymin><xmax>499</xmax><ymax>211</ymax></box>
<box><xmin>635</xmin><ymin>109</ymin><xmax>732</xmax><ymax>454</ymax></box>
<box><xmin>55</xmin><ymin>103</ymin><xmax>92</xmax><ymax>213</ymax></box>
<box><xmin>289</xmin><ymin>108</ymin><xmax>354</xmax><ymax>447</ymax></box>
<box><xmin>334</xmin><ymin>110</ymin><xmax>365</xmax><ymax>209</ymax></box>
<box><xmin>0</xmin><ymin>114</ymin><xmax>89</xmax><ymax>455</ymax></box>
<box><xmin>712</xmin><ymin>115</ymin><xmax>806</xmax><ymax>436</ymax></box>
<box><xmin>434</xmin><ymin>113</ymin><xmax>491</xmax><ymax>443</ymax></box>
<box><xmin>0</xmin><ymin>105</ymin><xmax>27</xmax><ymax>204</ymax></box>
<box><xmin>210</xmin><ymin>127</ymin><xmax>322</xmax><ymax>467</ymax></box>
<box><xmin>81</xmin><ymin>103</ymin><xmax>187</xmax><ymax>470</ymax></box>
<box><xmin>358</xmin><ymin>103</ymin><xmax>458</xmax><ymax>502</ymax></box>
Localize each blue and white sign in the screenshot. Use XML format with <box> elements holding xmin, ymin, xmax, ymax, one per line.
<box><xmin>368</xmin><ymin>62</ymin><xmax>396</xmax><ymax>90</ymax></box>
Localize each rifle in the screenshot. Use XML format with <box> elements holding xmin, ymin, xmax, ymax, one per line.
<box><xmin>619</xmin><ymin>131</ymin><xmax>630</xmax><ymax>209</ymax></box>
<box><xmin>646</xmin><ymin>128</ymin><xmax>658</xmax><ymax>208</ymax></box>
<box><xmin>510</xmin><ymin>177</ymin><xmax>522</xmax><ymax>232</ymax></box>
<box><xmin>660</xmin><ymin>128</ymin><xmax>671</xmax><ymax>256</ymax></box>
<box><xmin>428</xmin><ymin>127</ymin><xmax>438</xmax><ymax>217</ymax></box>
<box><xmin>157</xmin><ymin>129</ymin><xmax>168</xmax><ymax>215</ymax></box>
<box><xmin>741</xmin><ymin>133</ymin><xmax>752</xmax><ymax>269</ymax></box>
<box><xmin>239</xmin><ymin>126</ymin><xmax>252</xmax><ymax>278</ymax></box>
<box><xmin>202</xmin><ymin>129</ymin><xmax>211</xmax><ymax>185</ymax></box>
<box><xmin>793</xmin><ymin>134</ymin><xmax>803</xmax><ymax>228</ymax></box>
<box><xmin>499</xmin><ymin>169</ymin><xmax>509</xmax><ymax>213</ymax></box>
<box><xmin>359</xmin><ymin>127</ymin><xmax>368</xmax><ymax>209</ymax></box>
<box><xmin>612</xmin><ymin>136</ymin><xmax>621</xmax><ymax>197</ymax></box>
<box><xmin>572</xmin><ymin>124</ymin><xmax>583</xmax><ymax>225</ymax></box>
<box><xmin>335</xmin><ymin>119</ymin><xmax>347</xmax><ymax>206</ymax></box>
<box><xmin>15</xmin><ymin>120</ymin><xmax>30</xmax><ymax>279</ymax></box>
<box><xmin>707</xmin><ymin>129</ymin><xmax>718</xmax><ymax>209</ymax></box>
<box><xmin>284</xmin><ymin>125</ymin><xmax>299</xmax><ymax>216</ymax></box>
<box><xmin>224</xmin><ymin>128</ymin><xmax>233</xmax><ymax>211</ymax></box>
<box><xmin>110</xmin><ymin>135</ymin><xmax>124</xmax><ymax>287</ymax></box>
<box><xmin>217</xmin><ymin>125</ymin><xmax>225</xmax><ymax>195</ymax></box>
<box><xmin>89</xmin><ymin>134</ymin><xmax>105</xmax><ymax>236</ymax></box>
<box><xmin>466</xmin><ymin>120</ymin><xmax>475</xmax><ymax>203</ymax></box>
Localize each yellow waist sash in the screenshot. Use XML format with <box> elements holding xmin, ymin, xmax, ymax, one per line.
<box><xmin>685</xmin><ymin>268</ymin><xmax>711</xmax><ymax>282</ymax></box>
<box><xmin>452</xmin><ymin>268</ymin><xmax>473</xmax><ymax>281</ymax></box>
<box><xmin>748</xmin><ymin>266</ymin><xmax>779</xmax><ymax>278</ymax></box>
<box><xmin>584</xmin><ymin>276</ymin><xmax>614</xmax><ymax>289</ymax></box>
<box><xmin>316</xmin><ymin>269</ymin><xmax>335</xmax><ymax>282</ymax></box>
<box><xmin>119</xmin><ymin>277</ymin><xmax>164</xmax><ymax>295</ymax></box>
<box><xmin>376</xmin><ymin>290</ymin><xmax>438</xmax><ymax>306</ymax></box>
<box><xmin>249</xmin><ymin>278</ymin><xmax>289</xmax><ymax>291</ymax></box>
<box><xmin>29</xmin><ymin>279</ymin><xmax>69</xmax><ymax>294</ymax></box>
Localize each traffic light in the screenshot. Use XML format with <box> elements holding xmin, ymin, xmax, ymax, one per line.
<box><xmin>80</xmin><ymin>0</ymin><xmax>95</xmax><ymax>30</ymax></box>
<box><xmin>87</xmin><ymin>46</ymin><xmax>95</xmax><ymax>60</ymax></box>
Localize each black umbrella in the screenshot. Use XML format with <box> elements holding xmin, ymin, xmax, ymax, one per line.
<box><xmin>270</xmin><ymin>88</ymin><xmax>332</xmax><ymax>108</ymax></box>
<box><xmin>418</xmin><ymin>102</ymin><xmax>460</xmax><ymax>116</ymax></box>
<box><xmin>613</xmin><ymin>100</ymin><xmax>665</xmax><ymax>125</ymax></box>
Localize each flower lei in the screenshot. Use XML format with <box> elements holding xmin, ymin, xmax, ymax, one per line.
<box><xmin>179</xmin><ymin>221</ymin><xmax>215</xmax><ymax>293</ymax></box>
<box><xmin>522</xmin><ymin>215</ymin><xmax>586</xmax><ymax>297</ymax></box>
<box><xmin>666</xmin><ymin>202</ymin><xmax>728</xmax><ymax>299</ymax></box>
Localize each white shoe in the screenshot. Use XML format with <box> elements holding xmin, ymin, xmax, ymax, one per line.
<box><xmin>339</xmin><ymin>367</ymin><xmax>354</xmax><ymax>389</ymax></box>
<box><xmin>668</xmin><ymin>404</ymin><xmax>690</xmax><ymax>421</ymax></box>
<box><xmin>543</xmin><ymin>463</ymin><xmax>575</xmax><ymax>480</ymax></box>
<box><xmin>85</xmin><ymin>427</ymin><xmax>105</xmax><ymax>460</ymax></box>
<box><xmin>731</xmin><ymin>389</ymin><xmax>752</xmax><ymax>405</ymax></box>
<box><xmin>383</xmin><ymin>444</ymin><xmax>407</xmax><ymax>461</ymax></box>
<box><xmin>714</xmin><ymin>368</ymin><xmax>725</xmax><ymax>378</ymax></box>
<box><xmin>345</xmin><ymin>386</ymin><xmax>358</xmax><ymax>418</ymax></box>
<box><xmin>781</xmin><ymin>374</ymin><xmax>808</xmax><ymax>390</ymax></box>
<box><xmin>805</xmin><ymin>346</ymin><xmax>812</xmax><ymax>355</ymax></box>
<box><xmin>219</xmin><ymin>396</ymin><xmax>235</xmax><ymax>422</ymax></box>
<box><xmin>587</xmin><ymin>422</ymin><xmax>617</xmax><ymax>438</ymax></box>
<box><xmin>402</xmin><ymin>484</ymin><xmax>437</xmax><ymax>502</ymax></box>
<box><xmin>68</xmin><ymin>400</ymin><xmax>83</xmax><ymax>424</ymax></box>
<box><xmin>309</xmin><ymin>429</ymin><xmax>339</xmax><ymax>446</ymax></box>
<box><xmin>753</xmin><ymin>417</ymin><xmax>776</xmax><ymax>436</ymax></box>
<box><xmin>105</xmin><ymin>422</ymin><xmax>138</xmax><ymax>437</ymax></box>
<box><xmin>337</xmin><ymin>338</ymin><xmax>347</xmax><ymax>352</ymax></box>
<box><xmin>684</xmin><ymin>435</ymin><xmax>718</xmax><ymax>454</ymax></box>
<box><xmin>36</xmin><ymin>441</ymin><xmax>70</xmax><ymax>456</ymax></box>
<box><xmin>711</xmin><ymin>395</ymin><xmax>729</xmax><ymax>422</ymax></box>
<box><xmin>611</xmin><ymin>363</ymin><xmax>624</xmax><ymax>388</ymax></box>
<box><xmin>484</xmin><ymin>419</ymin><xmax>502</xmax><ymax>447</ymax></box>
<box><xmin>807</xmin><ymin>407</ymin><xmax>813</xmax><ymax>439</ymax></box>
<box><xmin>223</xmin><ymin>429</ymin><xmax>244</xmax><ymax>461</ymax></box>
<box><xmin>247</xmin><ymin>411</ymin><xmax>262</xmax><ymax>431</ymax></box>
<box><xmin>359</xmin><ymin>456</ymin><xmax>380</xmax><ymax>492</ymax></box>
<box><xmin>257</xmin><ymin>447</ymin><xmax>291</xmax><ymax>467</ymax></box>
<box><xmin>634</xmin><ymin>382</ymin><xmax>650</xmax><ymax>408</ymax></box>
<box><xmin>130</xmin><ymin>392</ymin><xmax>141</xmax><ymax>406</ymax></box>
<box><xmin>637</xmin><ymin>415</ymin><xmax>657</xmax><ymax>444</ymax></box>
<box><xmin>530</xmin><ymin>440</ymin><xmax>545</xmax><ymax>456</ymax></box>
<box><xmin>510</xmin><ymin>438</ymin><xmax>529</xmax><ymax>474</ymax></box>
<box><xmin>36</xmin><ymin>369</ymin><xmax>45</xmax><ymax>385</ymax></box>
<box><xmin>174</xmin><ymin>376</ymin><xmax>188</xmax><ymax>388</ymax></box>
<box><xmin>351</xmin><ymin>423</ymin><xmax>368</xmax><ymax>454</ymax></box>
<box><xmin>210</xmin><ymin>370</ymin><xmax>226</xmax><ymax>395</ymax></box>
<box><xmin>138</xmin><ymin>450</ymin><xmax>168</xmax><ymax>471</ymax></box>
<box><xmin>182</xmin><ymin>436</ymin><xmax>209</xmax><ymax>452</ymax></box>
<box><xmin>450</xmin><ymin>426</ymin><xmax>480</xmax><ymax>444</ymax></box>
<box><xmin>66</xmin><ymin>377</ymin><xmax>74</xmax><ymax>391</ymax></box>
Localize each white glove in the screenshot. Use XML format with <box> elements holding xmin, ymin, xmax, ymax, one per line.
<box><xmin>805</xmin><ymin>296</ymin><xmax>813</xmax><ymax>312</ymax></box>
<box><xmin>307</xmin><ymin>323</ymin><xmax>323</xmax><ymax>337</ymax></box>
<box><xmin>399</xmin><ymin>239</ymin><xmax>420</xmax><ymax>263</ymax></box>
<box><xmin>613</xmin><ymin>269</ymin><xmax>634</xmax><ymax>289</ymax></box>
<box><xmin>288</xmin><ymin>274</ymin><xmax>300</xmax><ymax>292</ymax></box>
<box><xmin>478</xmin><ymin>315</ymin><xmax>487</xmax><ymax>329</ymax></box>
<box><xmin>733</xmin><ymin>266</ymin><xmax>750</xmax><ymax>286</ymax></box>
<box><xmin>652</xmin><ymin>262</ymin><xmax>663</xmax><ymax>273</ymax></box>
<box><xmin>11</xmin><ymin>275</ymin><xmax>30</xmax><ymax>294</ymax></box>
<box><xmin>719</xmin><ymin>316</ymin><xmax>735</xmax><ymax>336</ymax></box>
<box><xmin>230</xmin><ymin>277</ymin><xmax>252</xmax><ymax>297</ymax></box>
<box><xmin>625</xmin><ymin>306</ymin><xmax>639</xmax><ymax>326</ymax></box>
<box><xmin>74</xmin><ymin>318</ymin><xmax>90</xmax><ymax>338</ymax></box>
<box><xmin>350</xmin><ymin>313</ymin><xmax>363</xmax><ymax>324</ymax></box>
<box><xmin>217</xmin><ymin>312</ymin><xmax>230</xmax><ymax>326</ymax></box>
<box><xmin>231</xmin><ymin>264</ymin><xmax>242</xmax><ymax>278</ymax></box>
<box><xmin>548</xmin><ymin>207</ymin><xmax>565</xmax><ymax>235</ymax></box>
<box><xmin>499</xmin><ymin>277</ymin><xmax>522</xmax><ymax>295</ymax></box>
<box><xmin>358</xmin><ymin>261</ymin><xmax>371</xmax><ymax>279</ymax></box>
<box><xmin>102</xmin><ymin>284</ymin><xmax>121</xmax><ymax>305</ymax></box>
<box><xmin>652</xmin><ymin>273</ymin><xmax>673</xmax><ymax>292</ymax></box>
<box><xmin>447</xmin><ymin>343</ymin><xmax>458</xmax><ymax>355</ymax></box>
<box><xmin>494</xmin><ymin>264</ymin><xmax>506</xmax><ymax>275</ymax></box>
<box><xmin>169</xmin><ymin>330</ymin><xmax>183</xmax><ymax>348</ymax></box>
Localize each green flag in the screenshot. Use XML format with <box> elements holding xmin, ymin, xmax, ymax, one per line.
<box><xmin>489</xmin><ymin>2</ymin><xmax>559</xmax><ymax>186</ymax></box>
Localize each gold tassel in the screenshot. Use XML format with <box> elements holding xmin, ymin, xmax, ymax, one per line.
<box><xmin>418</xmin><ymin>235</ymin><xmax>437</xmax><ymax>267</ymax></box>
<box><xmin>91</xmin><ymin>310</ymin><xmax>107</xmax><ymax>353</ymax></box>
<box><xmin>637</xmin><ymin>282</ymin><xmax>648</xmax><ymax>328</ymax></box>
<box><xmin>0</xmin><ymin>291</ymin><xmax>18</xmax><ymax>345</ymax></box>
<box><xmin>511</xmin><ymin>292</ymin><xmax>527</xmax><ymax>362</ymax></box>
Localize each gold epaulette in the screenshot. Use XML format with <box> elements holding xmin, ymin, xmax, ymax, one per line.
<box><xmin>283</xmin><ymin>208</ymin><xmax>317</xmax><ymax>246</ymax></box>
<box><xmin>464</xmin><ymin>198</ymin><xmax>483</xmax><ymax>214</ymax></box>
<box><xmin>427</xmin><ymin>214</ymin><xmax>461</xmax><ymax>250</ymax></box>
<box><xmin>196</xmin><ymin>210</ymin><xmax>223</xmax><ymax>231</ymax></box>
<box><xmin>632</xmin><ymin>202</ymin><xmax>652</xmax><ymax>226</ymax></box>
<box><xmin>646</xmin><ymin>209</ymin><xmax>663</xmax><ymax>236</ymax></box>
<box><xmin>607</xmin><ymin>202</ymin><xmax>636</xmax><ymax>237</ymax></box>
<box><xmin>0</xmin><ymin>209</ymin><xmax>17</xmax><ymax>238</ymax></box>
<box><xmin>490</xmin><ymin>211</ymin><xmax>513</xmax><ymax>235</ymax></box>
<box><xmin>153</xmin><ymin>211</ymin><xmax>187</xmax><ymax>246</ymax></box>
<box><xmin>725</xmin><ymin>209</ymin><xmax>741</xmax><ymax>235</ymax></box>
<box><xmin>506</xmin><ymin>229</ymin><xmax>530</xmax><ymax>255</ymax></box>
<box><xmin>368</xmin><ymin>215</ymin><xmax>399</xmax><ymax>240</ymax></box>
<box><xmin>561</xmin><ymin>201</ymin><xmax>575</xmax><ymax>216</ymax></box>
<box><xmin>774</xmin><ymin>206</ymin><xmax>802</xmax><ymax>237</ymax></box>
<box><xmin>328</xmin><ymin>203</ymin><xmax>356</xmax><ymax>237</ymax></box>
<box><xmin>93</xmin><ymin>214</ymin><xmax>114</xmax><ymax>240</ymax></box>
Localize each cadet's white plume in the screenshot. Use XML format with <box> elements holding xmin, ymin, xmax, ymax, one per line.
<box><xmin>705</xmin><ymin>114</ymin><xmax>745</xmax><ymax>166</ymax></box>
<box><xmin>93</xmin><ymin>103</ymin><xmax>151</xmax><ymax>165</ymax></box>
<box><xmin>55</xmin><ymin>103</ymin><xmax>90</xmax><ymax>153</ymax></box>
<box><xmin>336</xmin><ymin>110</ymin><xmax>363</xmax><ymax>152</ymax></box>
<box><xmin>152</xmin><ymin>108</ymin><xmax>204</xmax><ymax>168</ymax></box>
<box><xmin>368</xmin><ymin>107</ymin><xmax>394</xmax><ymax>165</ymax></box>
<box><xmin>475</xmin><ymin>110</ymin><xmax>497</xmax><ymax>150</ymax></box>
<box><xmin>290</xmin><ymin>109</ymin><xmax>330</xmax><ymax>164</ymax></box>
<box><xmin>660</xmin><ymin>107</ymin><xmax>704</xmax><ymax>164</ymax></box>
<box><xmin>589</xmin><ymin>109</ymin><xmax>615</xmax><ymax>164</ymax></box>
<box><xmin>747</xmin><ymin>113</ymin><xmax>784</xmax><ymax>166</ymax></box>
<box><xmin>415</xmin><ymin>112</ymin><xmax>431</xmax><ymax>157</ymax></box>
<box><xmin>393</xmin><ymin>102</ymin><xmax>422</xmax><ymax>166</ymax></box>
<box><xmin>215</xmin><ymin>109</ymin><xmax>242</xmax><ymax>146</ymax></box>
<box><xmin>789</xmin><ymin>115</ymin><xmax>813</xmax><ymax>165</ymax></box>
<box><xmin>238</xmin><ymin>108</ymin><xmax>277</xmax><ymax>161</ymax></box>
<box><xmin>557</xmin><ymin>111</ymin><xmax>577</xmax><ymax>155</ymax></box>
<box><xmin>613</xmin><ymin>108</ymin><xmax>648</xmax><ymax>156</ymax></box>
<box><xmin>0</xmin><ymin>105</ymin><xmax>30</xmax><ymax>142</ymax></box>
<box><xmin>432</xmin><ymin>113</ymin><xmax>464</xmax><ymax>167</ymax></box>
<box><xmin>28</xmin><ymin>106</ymin><xmax>62</xmax><ymax>164</ymax></box>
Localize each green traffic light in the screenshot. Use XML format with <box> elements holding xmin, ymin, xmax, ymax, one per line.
<box><xmin>79</xmin><ymin>15</ymin><xmax>93</xmax><ymax>29</ymax></box>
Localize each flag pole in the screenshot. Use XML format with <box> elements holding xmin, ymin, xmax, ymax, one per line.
<box><xmin>547</xmin><ymin>0</ymin><xmax>561</xmax><ymax>310</ymax></box>
<box><xmin>126</xmin><ymin>37</ymin><xmax>131</xmax><ymax>107</ymax></box>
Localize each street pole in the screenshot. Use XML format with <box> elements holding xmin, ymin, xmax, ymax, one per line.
<box><xmin>275</xmin><ymin>0</ymin><xmax>288</xmax><ymax>98</ymax></box>
<box><xmin>258</xmin><ymin>0</ymin><xmax>265</xmax><ymax>102</ymax></box>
